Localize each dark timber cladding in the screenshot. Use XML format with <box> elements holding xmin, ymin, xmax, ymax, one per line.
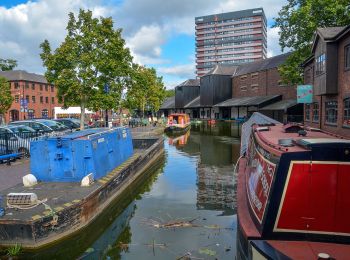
<box><xmin>303</xmin><ymin>25</ymin><xmax>350</xmax><ymax>138</ymax></box>
<box><xmin>175</xmin><ymin>79</ymin><xmax>200</xmax><ymax>108</ymax></box>
<box><xmin>200</xmin><ymin>65</ymin><xmax>238</xmax><ymax>107</ymax></box>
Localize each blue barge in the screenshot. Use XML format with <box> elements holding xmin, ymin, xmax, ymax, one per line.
<box><xmin>0</xmin><ymin>129</ymin><xmax>164</xmax><ymax>248</ymax></box>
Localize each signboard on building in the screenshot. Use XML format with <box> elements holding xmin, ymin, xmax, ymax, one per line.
<box><xmin>20</xmin><ymin>98</ymin><xmax>28</xmax><ymax>112</ymax></box>
<box><xmin>297</xmin><ymin>85</ymin><xmax>313</xmax><ymax>103</ymax></box>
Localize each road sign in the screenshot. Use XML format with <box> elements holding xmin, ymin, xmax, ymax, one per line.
<box><xmin>297</xmin><ymin>85</ymin><xmax>313</xmax><ymax>103</ymax></box>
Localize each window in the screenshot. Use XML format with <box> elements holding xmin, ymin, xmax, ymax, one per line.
<box><xmin>14</xmin><ymin>82</ymin><xmax>19</xmax><ymax>89</ymax></box>
<box><xmin>15</xmin><ymin>95</ymin><xmax>19</xmax><ymax>103</ymax></box>
<box><xmin>51</xmin><ymin>97</ymin><xmax>55</xmax><ymax>104</ymax></box>
<box><xmin>343</xmin><ymin>98</ymin><xmax>350</xmax><ymax>126</ymax></box>
<box><xmin>41</xmin><ymin>109</ymin><xmax>48</xmax><ymax>118</ymax></box>
<box><xmin>325</xmin><ymin>101</ymin><xmax>338</xmax><ymax>125</ymax></box>
<box><xmin>345</xmin><ymin>44</ymin><xmax>350</xmax><ymax>70</ymax></box>
<box><xmin>305</xmin><ymin>104</ymin><xmax>311</xmax><ymax>121</ymax></box>
<box><xmin>28</xmin><ymin>109</ymin><xmax>35</xmax><ymax>119</ymax></box>
<box><xmin>315</xmin><ymin>53</ymin><xmax>326</xmax><ymax>75</ymax></box>
<box><xmin>251</xmin><ymin>73</ymin><xmax>259</xmax><ymax>79</ymax></box>
<box><xmin>51</xmin><ymin>85</ymin><xmax>54</xmax><ymax>92</ymax></box>
<box><xmin>312</xmin><ymin>102</ymin><xmax>319</xmax><ymax>122</ymax></box>
<box><xmin>240</xmin><ymin>75</ymin><xmax>247</xmax><ymax>80</ymax></box>
<box><xmin>45</xmin><ymin>85</ymin><xmax>48</xmax><ymax>91</ymax></box>
<box><xmin>40</xmin><ymin>96</ymin><xmax>43</xmax><ymax>103</ymax></box>
<box><xmin>45</xmin><ymin>97</ymin><xmax>49</xmax><ymax>103</ymax></box>
<box><xmin>25</xmin><ymin>82</ymin><xmax>29</xmax><ymax>89</ymax></box>
<box><xmin>251</xmin><ymin>84</ymin><xmax>259</xmax><ymax>91</ymax></box>
<box><xmin>240</xmin><ymin>86</ymin><xmax>247</xmax><ymax>91</ymax></box>
<box><xmin>25</xmin><ymin>95</ymin><xmax>30</xmax><ymax>103</ymax></box>
<box><xmin>40</xmin><ymin>84</ymin><xmax>43</xmax><ymax>91</ymax></box>
<box><xmin>206</xmin><ymin>110</ymin><xmax>210</xmax><ymax>118</ymax></box>
<box><xmin>32</xmin><ymin>83</ymin><xmax>35</xmax><ymax>90</ymax></box>
<box><xmin>32</xmin><ymin>96</ymin><xmax>36</xmax><ymax>103</ymax></box>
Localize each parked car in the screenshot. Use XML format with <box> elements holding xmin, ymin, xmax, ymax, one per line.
<box><xmin>54</xmin><ymin>118</ymin><xmax>88</xmax><ymax>129</ymax></box>
<box><xmin>0</xmin><ymin>125</ymin><xmax>39</xmax><ymax>157</ymax></box>
<box><xmin>10</xmin><ymin>119</ymin><xmax>69</xmax><ymax>133</ymax></box>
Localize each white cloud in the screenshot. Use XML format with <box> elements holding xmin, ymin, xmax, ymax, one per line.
<box><xmin>158</xmin><ymin>63</ymin><xmax>195</xmax><ymax>79</ymax></box>
<box><xmin>0</xmin><ymin>0</ymin><xmax>286</xmax><ymax>82</ymax></box>
<box><xmin>267</xmin><ymin>27</ymin><xmax>281</xmax><ymax>57</ymax></box>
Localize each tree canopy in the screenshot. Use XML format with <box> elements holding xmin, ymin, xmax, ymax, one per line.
<box><xmin>40</xmin><ymin>9</ymin><xmax>133</xmax><ymax>129</ymax></box>
<box><xmin>0</xmin><ymin>76</ymin><xmax>14</xmax><ymax>124</ymax></box>
<box><xmin>164</xmin><ymin>88</ymin><xmax>175</xmax><ymax>98</ymax></box>
<box><xmin>274</xmin><ymin>0</ymin><xmax>350</xmax><ymax>84</ymax></box>
<box><xmin>0</xmin><ymin>58</ymin><xmax>17</xmax><ymax>71</ymax></box>
<box><xmin>125</xmin><ymin>64</ymin><xmax>165</xmax><ymax>117</ymax></box>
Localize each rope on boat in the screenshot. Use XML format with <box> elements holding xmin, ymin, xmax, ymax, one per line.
<box><xmin>233</xmin><ymin>155</ymin><xmax>244</xmax><ymax>175</ymax></box>
<box><xmin>7</xmin><ymin>198</ymin><xmax>48</xmax><ymax>210</ymax></box>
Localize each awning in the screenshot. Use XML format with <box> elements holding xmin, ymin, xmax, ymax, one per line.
<box><xmin>184</xmin><ymin>96</ymin><xmax>200</xmax><ymax>108</ymax></box>
<box><xmin>214</xmin><ymin>95</ymin><xmax>281</xmax><ymax>108</ymax></box>
<box><xmin>160</xmin><ymin>96</ymin><xmax>175</xmax><ymax>109</ymax></box>
<box><xmin>260</xmin><ymin>99</ymin><xmax>298</xmax><ymax>111</ymax></box>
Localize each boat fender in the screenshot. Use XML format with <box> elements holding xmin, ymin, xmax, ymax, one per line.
<box><xmin>81</xmin><ymin>173</ymin><xmax>94</xmax><ymax>187</ymax></box>
<box><xmin>23</xmin><ymin>174</ymin><xmax>38</xmax><ymax>187</ymax></box>
<box><xmin>318</xmin><ymin>253</ymin><xmax>331</xmax><ymax>259</ymax></box>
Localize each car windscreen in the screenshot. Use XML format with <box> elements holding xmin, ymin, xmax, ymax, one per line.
<box><xmin>39</xmin><ymin>120</ymin><xmax>67</xmax><ymax>131</ymax></box>
<box><xmin>8</xmin><ymin>125</ymin><xmax>36</xmax><ymax>133</ymax></box>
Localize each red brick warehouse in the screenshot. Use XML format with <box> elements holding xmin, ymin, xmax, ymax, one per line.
<box><xmin>0</xmin><ymin>70</ymin><xmax>62</xmax><ymax>123</ymax></box>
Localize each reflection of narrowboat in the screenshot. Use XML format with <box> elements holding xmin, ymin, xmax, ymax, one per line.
<box><xmin>237</xmin><ymin>118</ymin><xmax>350</xmax><ymax>259</ymax></box>
<box><xmin>165</xmin><ymin>113</ymin><xmax>191</xmax><ymax>135</ymax></box>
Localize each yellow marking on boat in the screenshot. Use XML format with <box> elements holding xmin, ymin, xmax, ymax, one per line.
<box><xmin>72</xmin><ymin>199</ymin><xmax>80</xmax><ymax>203</ymax></box>
<box><xmin>64</xmin><ymin>202</ymin><xmax>73</xmax><ymax>207</ymax></box>
<box><xmin>98</xmin><ymin>179</ymin><xmax>107</xmax><ymax>184</ymax></box>
<box><xmin>32</xmin><ymin>215</ymin><xmax>42</xmax><ymax>221</ymax></box>
<box><xmin>54</xmin><ymin>206</ymin><xmax>65</xmax><ymax>212</ymax></box>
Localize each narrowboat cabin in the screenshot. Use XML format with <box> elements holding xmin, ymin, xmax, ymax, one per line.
<box><xmin>165</xmin><ymin>113</ymin><xmax>191</xmax><ymax>135</ymax></box>
<box><xmin>237</xmin><ymin>118</ymin><xmax>350</xmax><ymax>259</ymax></box>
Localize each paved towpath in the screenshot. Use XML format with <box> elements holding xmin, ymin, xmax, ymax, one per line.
<box><xmin>0</xmin><ymin>159</ymin><xmax>30</xmax><ymax>192</ymax></box>
<box><xmin>0</xmin><ymin>126</ymin><xmax>164</xmax><ymax>193</ymax></box>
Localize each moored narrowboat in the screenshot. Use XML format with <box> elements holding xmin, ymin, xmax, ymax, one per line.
<box><xmin>237</xmin><ymin>113</ymin><xmax>350</xmax><ymax>259</ymax></box>
<box><xmin>165</xmin><ymin>113</ymin><xmax>191</xmax><ymax>135</ymax></box>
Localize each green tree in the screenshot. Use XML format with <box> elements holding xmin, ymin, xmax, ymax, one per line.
<box><xmin>164</xmin><ymin>88</ymin><xmax>175</xmax><ymax>98</ymax></box>
<box><xmin>125</xmin><ymin>65</ymin><xmax>165</xmax><ymax>117</ymax></box>
<box><xmin>0</xmin><ymin>76</ymin><xmax>14</xmax><ymax>124</ymax></box>
<box><xmin>0</xmin><ymin>58</ymin><xmax>17</xmax><ymax>71</ymax></box>
<box><xmin>274</xmin><ymin>0</ymin><xmax>350</xmax><ymax>84</ymax></box>
<box><xmin>40</xmin><ymin>9</ymin><xmax>133</xmax><ymax>129</ymax></box>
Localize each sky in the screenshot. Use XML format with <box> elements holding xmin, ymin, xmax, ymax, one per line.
<box><xmin>0</xmin><ymin>0</ymin><xmax>286</xmax><ymax>88</ymax></box>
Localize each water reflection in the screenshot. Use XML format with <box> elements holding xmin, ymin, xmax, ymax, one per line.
<box><xmin>24</xmin><ymin>121</ymin><xmax>240</xmax><ymax>259</ymax></box>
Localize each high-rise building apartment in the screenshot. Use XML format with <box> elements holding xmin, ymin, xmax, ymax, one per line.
<box><xmin>195</xmin><ymin>8</ymin><xmax>267</xmax><ymax>77</ymax></box>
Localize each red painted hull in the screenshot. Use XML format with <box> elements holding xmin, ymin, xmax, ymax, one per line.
<box><xmin>237</xmin><ymin>123</ymin><xmax>350</xmax><ymax>259</ymax></box>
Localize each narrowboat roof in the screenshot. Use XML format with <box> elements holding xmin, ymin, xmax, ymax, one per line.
<box><xmin>254</xmin><ymin>123</ymin><xmax>350</xmax><ymax>154</ymax></box>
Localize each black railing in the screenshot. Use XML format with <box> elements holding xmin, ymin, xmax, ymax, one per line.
<box><xmin>0</xmin><ymin>130</ymin><xmax>73</xmax><ymax>157</ymax></box>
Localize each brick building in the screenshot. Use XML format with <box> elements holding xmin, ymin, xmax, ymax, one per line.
<box><xmin>195</xmin><ymin>8</ymin><xmax>267</xmax><ymax>77</ymax></box>
<box><xmin>303</xmin><ymin>25</ymin><xmax>350</xmax><ymax>138</ymax></box>
<box><xmin>0</xmin><ymin>70</ymin><xmax>61</xmax><ymax>123</ymax></box>
<box><xmin>215</xmin><ymin>53</ymin><xmax>302</xmax><ymax>122</ymax></box>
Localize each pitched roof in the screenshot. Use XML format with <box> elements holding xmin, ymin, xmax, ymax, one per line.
<box><xmin>177</xmin><ymin>79</ymin><xmax>200</xmax><ymax>87</ymax></box>
<box><xmin>214</xmin><ymin>95</ymin><xmax>281</xmax><ymax>108</ymax></box>
<box><xmin>184</xmin><ymin>96</ymin><xmax>200</xmax><ymax>108</ymax></box>
<box><xmin>0</xmin><ymin>70</ymin><xmax>48</xmax><ymax>83</ymax></box>
<box><xmin>233</xmin><ymin>53</ymin><xmax>291</xmax><ymax>77</ymax></box>
<box><xmin>317</xmin><ymin>26</ymin><xmax>348</xmax><ymax>40</ymax></box>
<box><xmin>160</xmin><ymin>96</ymin><xmax>175</xmax><ymax>109</ymax></box>
<box><xmin>203</xmin><ymin>64</ymin><xmax>239</xmax><ymax>76</ymax></box>
<box><xmin>312</xmin><ymin>25</ymin><xmax>350</xmax><ymax>52</ymax></box>
<box><xmin>260</xmin><ymin>99</ymin><xmax>298</xmax><ymax>111</ymax></box>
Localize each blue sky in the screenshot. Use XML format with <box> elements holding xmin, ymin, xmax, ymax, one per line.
<box><xmin>0</xmin><ymin>0</ymin><xmax>284</xmax><ymax>88</ymax></box>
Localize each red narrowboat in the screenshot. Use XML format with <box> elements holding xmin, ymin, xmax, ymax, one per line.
<box><xmin>237</xmin><ymin>114</ymin><xmax>350</xmax><ymax>259</ymax></box>
<box><xmin>165</xmin><ymin>113</ymin><xmax>191</xmax><ymax>135</ymax></box>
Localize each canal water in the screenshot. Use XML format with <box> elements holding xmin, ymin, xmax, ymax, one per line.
<box><xmin>26</xmin><ymin>121</ymin><xmax>241</xmax><ymax>260</ymax></box>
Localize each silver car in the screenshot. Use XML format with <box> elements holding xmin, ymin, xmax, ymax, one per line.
<box><xmin>0</xmin><ymin>125</ymin><xmax>39</xmax><ymax>157</ymax></box>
